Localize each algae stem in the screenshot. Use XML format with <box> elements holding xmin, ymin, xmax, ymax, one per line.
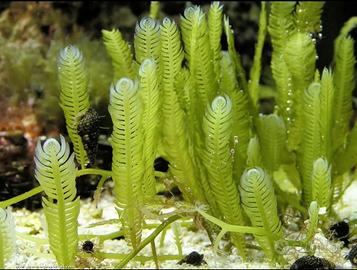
<box><xmin>81</xmin><ymin>252</ymin><xmax>182</xmax><ymax>262</ymax></box>
<box><xmin>115</xmin><ymin>214</ymin><xmax>182</xmax><ymax>269</ymax></box>
<box><xmin>0</xmin><ymin>168</ymin><xmax>112</xmax><ymax>209</ymax></box>
<box><xmin>197</xmin><ymin>209</ymin><xmax>266</xmax><ymax>235</ymax></box>
<box><xmin>94</xmin><ymin>175</ymin><xmax>110</xmax><ymax>207</ymax></box>
<box><xmin>16</xmin><ymin>232</ymin><xmax>49</xmax><ymax>245</ymax></box>
<box><xmin>85</xmin><ymin>218</ymin><xmax>120</xmax><ymax>228</ymax></box>
<box><xmin>76</xmin><ymin>168</ymin><xmax>112</xmax><ymax>178</ymax></box>
<box><xmin>145</xmin><ymin>220</ymin><xmax>192</xmax><ymax>229</ymax></box>
<box><xmin>0</xmin><ymin>186</ymin><xmax>43</xmax><ymax>208</ymax></box>
<box><xmin>151</xmin><ymin>240</ymin><xmax>160</xmax><ymax>269</ymax></box>
<box><xmin>78</xmin><ymin>230</ymin><xmax>124</xmax><ymax>242</ymax></box>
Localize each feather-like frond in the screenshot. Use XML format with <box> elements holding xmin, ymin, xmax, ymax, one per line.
<box><xmin>223</xmin><ymin>16</ymin><xmax>247</xmax><ymax>92</ymax></box>
<box><xmin>284</xmin><ymin>33</ymin><xmax>316</xmax><ymax>85</ymax></box>
<box><xmin>34</xmin><ymin>135</ymin><xmax>79</xmax><ymax>267</ymax></box>
<box><xmin>239</xmin><ymin>167</ymin><xmax>282</xmax><ymax>262</ymax></box>
<box><xmin>35</xmin><ymin>135</ymin><xmax>77</xmax><ymax>201</ymax></box>
<box><xmin>284</xmin><ymin>32</ymin><xmax>316</xmax><ymax>150</ymax></box>
<box><xmin>333</xmin><ymin>17</ymin><xmax>357</xmax><ymax>154</ymax></box>
<box><xmin>160</xmin><ymin>17</ymin><xmax>204</xmax><ymax>203</ymax></box>
<box><xmin>208</xmin><ymin>1</ymin><xmax>223</xmax><ymax>81</ymax></box>
<box><xmin>335</xmin><ymin>121</ymin><xmax>357</xmax><ymax>175</ymax></box>
<box><xmin>248</xmin><ymin>2</ymin><xmax>267</xmax><ymax>106</ymax></box>
<box><xmin>139</xmin><ymin>59</ymin><xmax>160</xmax><ymax>196</ymax></box>
<box><xmin>174</xmin><ymin>69</ymin><xmax>201</xmax><ymax>142</ymax></box>
<box><xmin>109</xmin><ymin>78</ymin><xmax>144</xmax><ymax>248</ymax></box>
<box><xmin>319</xmin><ymin>69</ymin><xmax>334</xmax><ymax>161</ymax></box>
<box><xmin>294</xmin><ymin>2</ymin><xmax>324</xmax><ymax>33</ymax></box>
<box><xmin>268</xmin><ymin>2</ymin><xmax>296</xmax><ymax>55</ymax></box>
<box><xmin>174</xmin><ymin>68</ymin><xmax>191</xmax><ymax>112</ymax></box>
<box><xmin>57</xmin><ymin>45</ymin><xmax>90</xmax><ymax>168</ymax></box>
<box><xmin>180</xmin><ymin>6</ymin><xmax>203</xmax><ymax>71</ymax></box>
<box><xmin>102</xmin><ymin>28</ymin><xmax>136</xmax><ymax>80</ymax></box>
<box><xmin>134</xmin><ymin>17</ymin><xmax>161</xmax><ymax>65</ymax></box>
<box><xmin>298</xmin><ymin>82</ymin><xmax>321</xmax><ymax>205</ymax></box>
<box><xmin>181</xmin><ymin>6</ymin><xmax>217</xmax><ymax>107</ymax></box>
<box><xmin>311</xmin><ymin>158</ymin><xmax>331</xmax><ymax>210</ymax></box>
<box><xmin>160</xmin><ymin>17</ymin><xmax>184</xmax><ymax>92</ymax></box>
<box><xmin>268</xmin><ymin>2</ymin><xmax>295</xmax><ymax>141</ymax></box>
<box><xmin>332</xmin><ymin>35</ymin><xmax>356</xmax><ymax>151</ymax></box>
<box><xmin>305</xmin><ymin>201</ymin><xmax>319</xmax><ymax>244</ymax></box>
<box><xmin>202</xmin><ymin>95</ymin><xmax>246</xmax><ymax>258</ymax></box>
<box><xmin>230</xmin><ymin>90</ymin><xmax>252</xmax><ymax>182</ymax></box>
<box><xmin>220</xmin><ymin>51</ymin><xmax>238</xmax><ymax>94</ymax></box>
<box><xmin>0</xmin><ymin>208</ymin><xmax>15</xmax><ymax>268</ymax></box>
<box><xmin>162</xmin><ymin>87</ymin><xmax>204</xmax><ymax>204</ymax></box>
<box><xmin>42</xmin><ymin>198</ymin><xmax>79</xmax><ymax>267</ymax></box>
<box><xmin>246</xmin><ymin>136</ymin><xmax>263</xmax><ymax>168</ymax></box>
<box><xmin>257</xmin><ymin>114</ymin><xmax>287</xmax><ymax>172</ymax></box>
<box><xmin>271</xmin><ymin>57</ymin><xmax>294</xmax><ymax>148</ymax></box>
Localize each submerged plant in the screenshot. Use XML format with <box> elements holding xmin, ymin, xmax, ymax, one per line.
<box><xmin>57</xmin><ymin>46</ymin><xmax>91</xmax><ymax>168</ymax></box>
<box><xmin>239</xmin><ymin>167</ymin><xmax>283</xmax><ymax>263</ymax></box>
<box><xmin>34</xmin><ymin>135</ymin><xmax>79</xmax><ymax>267</ymax></box>
<box><xmin>109</xmin><ymin>78</ymin><xmax>144</xmax><ymax>248</ymax></box>
<box><xmin>1</xmin><ymin>1</ymin><xmax>357</xmax><ymax>269</ymax></box>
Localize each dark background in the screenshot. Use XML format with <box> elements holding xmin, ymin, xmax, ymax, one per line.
<box><xmin>0</xmin><ymin>1</ymin><xmax>355</xmax><ymax>69</ymax></box>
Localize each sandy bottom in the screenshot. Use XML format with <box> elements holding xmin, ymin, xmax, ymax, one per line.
<box><xmin>6</xmin><ymin>181</ymin><xmax>357</xmax><ymax>269</ymax></box>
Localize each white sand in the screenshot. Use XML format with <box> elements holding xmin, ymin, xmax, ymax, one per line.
<box><xmin>5</xmin><ymin>181</ymin><xmax>357</xmax><ymax>269</ymax></box>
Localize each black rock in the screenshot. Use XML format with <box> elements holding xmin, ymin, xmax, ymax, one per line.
<box><xmin>154</xmin><ymin>157</ymin><xmax>169</xmax><ymax>173</ymax></box>
<box><xmin>330</xmin><ymin>221</ymin><xmax>349</xmax><ymax>246</ymax></box>
<box><xmin>178</xmin><ymin>251</ymin><xmax>205</xmax><ymax>266</ymax></box>
<box><xmin>290</xmin><ymin>255</ymin><xmax>334</xmax><ymax>269</ymax></box>
<box><xmin>82</xmin><ymin>240</ymin><xmax>94</xmax><ymax>253</ymax></box>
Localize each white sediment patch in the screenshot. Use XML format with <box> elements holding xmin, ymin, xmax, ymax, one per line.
<box><xmin>6</xmin><ymin>182</ymin><xmax>357</xmax><ymax>269</ymax></box>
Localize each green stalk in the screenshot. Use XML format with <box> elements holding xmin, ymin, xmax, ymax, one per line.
<box><xmin>115</xmin><ymin>215</ymin><xmax>181</xmax><ymax>269</ymax></box>
<box><xmin>76</xmin><ymin>169</ymin><xmax>112</xmax><ymax>178</ymax></box>
<box><xmin>151</xmin><ymin>240</ymin><xmax>159</xmax><ymax>269</ymax></box>
<box><xmin>81</xmin><ymin>252</ymin><xmax>182</xmax><ymax>263</ymax></box>
<box><xmin>0</xmin><ymin>186</ymin><xmax>43</xmax><ymax>209</ymax></box>
<box><xmin>248</xmin><ymin>2</ymin><xmax>267</xmax><ymax>107</ymax></box>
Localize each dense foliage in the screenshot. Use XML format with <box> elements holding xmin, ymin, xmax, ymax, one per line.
<box><xmin>1</xmin><ymin>1</ymin><xmax>356</xmax><ymax>268</ymax></box>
